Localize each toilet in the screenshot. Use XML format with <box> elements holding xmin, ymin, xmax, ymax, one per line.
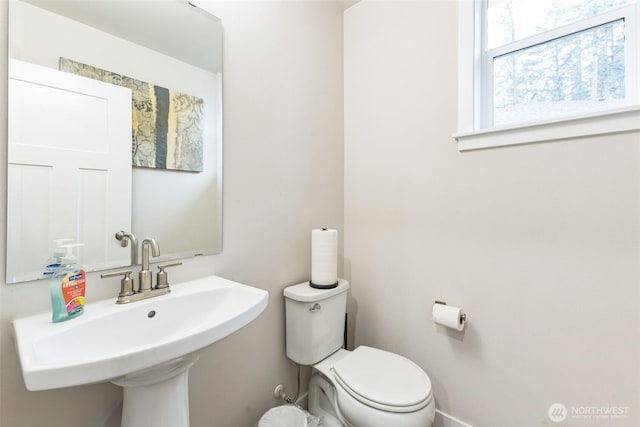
<box><xmin>284</xmin><ymin>279</ymin><xmax>435</xmax><ymax>427</ymax></box>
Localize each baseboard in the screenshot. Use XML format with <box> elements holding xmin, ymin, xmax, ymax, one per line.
<box><xmin>271</xmin><ymin>393</ymin><xmax>470</xmax><ymax>427</ymax></box>
<box><xmin>434</xmin><ymin>409</ymin><xmax>473</xmax><ymax>427</ymax></box>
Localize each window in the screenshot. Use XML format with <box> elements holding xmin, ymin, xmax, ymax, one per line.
<box><xmin>481</xmin><ymin>0</ymin><xmax>638</xmax><ymax>128</ymax></box>
<box><xmin>455</xmin><ymin>0</ymin><xmax>640</xmax><ymax>150</ymax></box>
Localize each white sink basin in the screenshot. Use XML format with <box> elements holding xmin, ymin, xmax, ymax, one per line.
<box><xmin>12</xmin><ymin>275</ymin><xmax>268</xmax><ymax>394</ymax></box>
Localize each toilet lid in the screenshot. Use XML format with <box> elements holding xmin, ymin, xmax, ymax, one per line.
<box><xmin>332</xmin><ymin>346</ymin><xmax>432</xmax><ymax>411</ymax></box>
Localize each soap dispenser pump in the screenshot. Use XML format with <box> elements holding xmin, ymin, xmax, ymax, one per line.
<box><xmin>50</xmin><ymin>243</ymin><xmax>86</xmax><ymax>323</ymax></box>
<box><xmin>42</xmin><ymin>238</ymin><xmax>73</xmax><ymax>278</ymax></box>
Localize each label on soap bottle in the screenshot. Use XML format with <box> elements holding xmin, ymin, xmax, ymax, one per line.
<box><xmin>61</xmin><ymin>270</ymin><xmax>86</xmax><ymax>315</ymax></box>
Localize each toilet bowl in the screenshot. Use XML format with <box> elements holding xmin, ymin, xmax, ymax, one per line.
<box><xmin>309</xmin><ymin>347</ymin><xmax>435</xmax><ymax>427</ymax></box>
<box><xmin>284</xmin><ymin>280</ymin><xmax>435</xmax><ymax>427</ymax></box>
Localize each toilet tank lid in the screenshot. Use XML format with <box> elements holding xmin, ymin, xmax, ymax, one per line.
<box><xmin>284</xmin><ymin>279</ymin><xmax>349</xmax><ymax>302</ymax></box>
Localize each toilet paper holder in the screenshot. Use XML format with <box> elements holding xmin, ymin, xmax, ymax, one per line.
<box><xmin>434</xmin><ymin>300</ymin><xmax>466</xmax><ymax>322</ymax></box>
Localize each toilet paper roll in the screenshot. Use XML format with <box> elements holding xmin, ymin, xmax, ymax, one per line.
<box><xmin>432</xmin><ymin>303</ymin><xmax>466</xmax><ymax>331</ymax></box>
<box><xmin>311</xmin><ymin>228</ymin><xmax>338</xmax><ymax>288</ymax></box>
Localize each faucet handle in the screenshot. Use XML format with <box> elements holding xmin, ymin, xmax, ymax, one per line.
<box><xmin>155</xmin><ymin>262</ymin><xmax>182</xmax><ymax>290</ymax></box>
<box><xmin>101</xmin><ymin>270</ymin><xmax>135</xmax><ymax>302</ymax></box>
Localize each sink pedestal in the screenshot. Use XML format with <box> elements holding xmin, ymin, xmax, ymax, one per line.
<box><xmin>113</xmin><ymin>355</ymin><xmax>199</xmax><ymax>427</ymax></box>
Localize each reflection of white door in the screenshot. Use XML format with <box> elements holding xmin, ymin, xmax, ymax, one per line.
<box><xmin>7</xmin><ymin>59</ymin><xmax>132</xmax><ymax>283</ymax></box>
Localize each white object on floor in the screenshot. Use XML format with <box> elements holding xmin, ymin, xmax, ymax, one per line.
<box><xmin>259</xmin><ymin>405</ymin><xmax>321</xmax><ymax>427</ymax></box>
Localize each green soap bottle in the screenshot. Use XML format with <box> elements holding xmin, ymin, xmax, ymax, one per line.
<box><xmin>50</xmin><ymin>243</ymin><xmax>86</xmax><ymax>323</ymax></box>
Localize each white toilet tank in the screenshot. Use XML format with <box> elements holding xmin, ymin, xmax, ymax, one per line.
<box><xmin>284</xmin><ymin>279</ymin><xmax>349</xmax><ymax>365</ymax></box>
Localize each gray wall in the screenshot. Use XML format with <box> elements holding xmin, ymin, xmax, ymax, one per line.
<box><xmin>0</xmin><ymin>1</ymin><xmax>344</xmax><ymax>426</ymax></box>
<box><xmin>344</xmin><ymin>1</ymin><xmax>639</xmax><ymax>426</ymax></box>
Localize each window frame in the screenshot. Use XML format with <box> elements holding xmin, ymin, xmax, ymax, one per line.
<box><xmin>455</xmin><ymin>0</ymin><xmax>640</xmax><ymax>151</ymax></box>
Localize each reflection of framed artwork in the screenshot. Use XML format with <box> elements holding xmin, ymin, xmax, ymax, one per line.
<box><xmin>60</xmin><ymin>57</ymin><xmax>204</xmax><ymax>172</ymax></box>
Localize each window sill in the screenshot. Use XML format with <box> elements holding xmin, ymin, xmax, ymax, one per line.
<box><xmin>453</xmin><ymin>106</ymin><xmax>640</xmax><ymax>151</ymax></box>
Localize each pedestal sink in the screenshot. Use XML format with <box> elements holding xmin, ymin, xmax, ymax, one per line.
<box><xmin>12</xmin><ymin>275</ymin><xmax>268</xmax><ymax>427</ymax></box>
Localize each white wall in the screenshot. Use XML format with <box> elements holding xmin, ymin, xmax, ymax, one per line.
<box><xmin>0</xmin><ymin>1</ymin><xmax>344</xmax><ymax>426</ymax></box>
<box><xmin>344</xmin><ymin>1</ymin><xmax>639</xmax><ymax>427</ymax></box>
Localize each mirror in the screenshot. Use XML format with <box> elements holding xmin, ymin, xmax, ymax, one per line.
<box><xmin>7</xmin><ymin>0</ymin><xmax>223</xmax><ymax>283</ymax></box>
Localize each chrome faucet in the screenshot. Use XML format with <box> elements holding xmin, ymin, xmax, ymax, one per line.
<box><xmin>115</xmin><ymin>231</ymin><xmax>138</xmax><ymax>265</ymax></box>
<box><xmin>101</xmin><ymin>237</ymin><xmax>181</xmax><ymax>304</ymax></box>
<box><xmin>139</xmin><ymin>238</ymin><xmax>160</xmax><ymax>292</ymax></box>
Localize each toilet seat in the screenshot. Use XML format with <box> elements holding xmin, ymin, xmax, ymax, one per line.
<box><xmin>331</xmin><ymin>346</ymin><xmax>432</xmax><ymax>413</ymax></box>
